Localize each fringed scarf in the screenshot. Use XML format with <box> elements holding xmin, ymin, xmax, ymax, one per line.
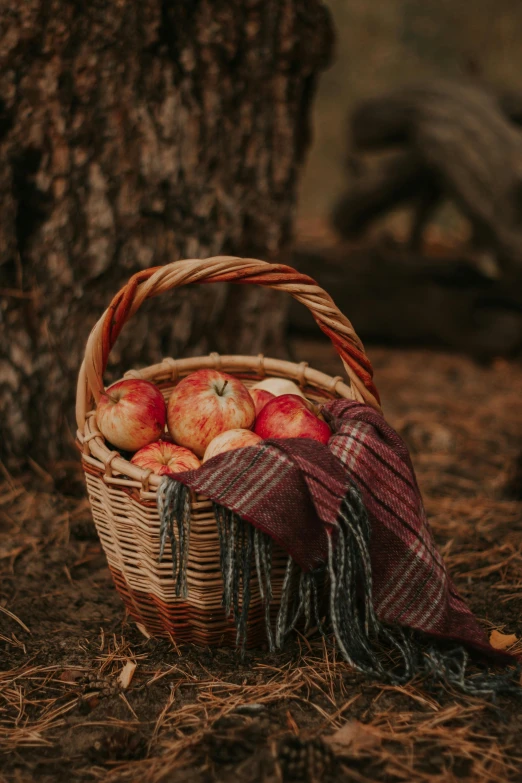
<box><xmin>157</xmin><ymin>400</ymin><xmax>520</xmax><ymax>695</ymax></box>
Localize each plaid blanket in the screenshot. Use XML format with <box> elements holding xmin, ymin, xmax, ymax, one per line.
<box><xmin>159</xmin><ymin>399</ymin><xmax>517</xmax><ymax>689</ymax></box>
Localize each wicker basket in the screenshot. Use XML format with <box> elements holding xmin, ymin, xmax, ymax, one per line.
<box><xmin>76</xmin><ymin>256</ymin><xmax>380</xmax><ymax>646</ymax></box>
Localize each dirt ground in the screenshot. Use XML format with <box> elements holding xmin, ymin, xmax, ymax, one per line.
<box><xmin>1</xmin><ymin>339</ymin><xmax>522</xmax><ymax>783</ymax></box>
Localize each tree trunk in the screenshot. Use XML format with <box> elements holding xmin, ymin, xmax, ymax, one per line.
<box><xmin>0</xmin><ymin>0</ymin><xmax>333</xmax><ymax>466</ymax></box>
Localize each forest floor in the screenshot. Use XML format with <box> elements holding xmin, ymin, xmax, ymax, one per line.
<box><xmin>1</xmin><ymin>339</ymin><xmax>522</xmax><ymax>783</ymax></box>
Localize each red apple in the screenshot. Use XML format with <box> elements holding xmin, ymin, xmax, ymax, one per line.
<box><xmin>249</xmin><ymin>388</ymin><xmax>275</xmax><ymax>416</ymax></box>
<box><xmin>167</xmin><ymin>369</ymin><xmax>256</xmax><ymax>457</ymax></box>
<box><xmin>96</xmin><ymin>379</ymin><xmax>166</xmax><ymax>451</ymax></box>
<box><xmin>203</xmin><ymin>429</ymin><xmax>262</xmax><ymax>462</ymax></box>
<box><xmin>251</xmin><ymin>377</ymin><xmax>306</xmax><ymax>399</ymax></box>
<box><xmin>254</xmin><ymin>394</ymin><xmax>331</xmax><ymax>444</ymax></box>
<box><xmin>131</xmin><ymin>441</ymin><xmax>200</xmax><ymax>475</ymax></box>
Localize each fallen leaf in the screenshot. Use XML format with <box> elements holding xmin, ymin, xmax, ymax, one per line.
<box><xmin>119</xmin><ymin>660</ymin><xmax>137</xmax><ymax>690</ymax></box>
<box><xmin>135</xmin><ymin>622</ymin><xmax>151</xmax><ymax>640</ymax></box>
<box><xmin>489</xmin><ymin>630</ymin><xmax>518</xmax><ymax>650</ymax></box>
<box><xmin>323</xmin><ymin>720</ymin><xmax>381</xmax><ymax>755</ymax></box>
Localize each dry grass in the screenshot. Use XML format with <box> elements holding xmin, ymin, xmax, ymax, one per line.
<box><xmin>0</xmin><ymin>664</ymin><xmax>81</xmax><ymax>751</ymax></box>
<box><xmin>1</xmin><ymin>343</ymin><xmax>522</xmax><ymax>782</ymax></box>
<box><xmin>3</xmin><ymin>623</ymin><xmax>519</xmax><ymax>782</ymax></box>
<box><xmin>95</xmin><ymin>642</ymin><xmax>521</xmax><ymax>783</ymax></box>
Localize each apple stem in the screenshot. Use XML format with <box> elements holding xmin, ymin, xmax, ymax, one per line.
<box><xmin>106</xmin><ymin>392</ymin><xmax>119</xmax><ymax>404</ymax></box>
<box><xmin>218</xmin><ymin>380</ymin><xmax>229</xmax><ymax>396</ymax></box>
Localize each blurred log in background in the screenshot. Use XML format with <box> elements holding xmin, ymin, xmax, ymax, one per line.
<box><xmin>331</xmin><ymin>81</ymin><xmax>522</xmax><ymax>273</ymax></box>
<box><xmin>308</xmin><ymin>80</ymin><xmax>522</xmax><ymax>359</ymax></box>
<box><xmin>0</xmin><ymin>0</ymin><xmax>333</xmax><ymax>467</ymax></box>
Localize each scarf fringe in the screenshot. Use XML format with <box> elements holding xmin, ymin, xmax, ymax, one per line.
<box><xmin>157</xmin><ymin>477</ymin><xmax>520</xmax><ymax>696</ymax></box>
<box><xmin>274</xmin><ymin>557</ymin><xmax>325</xmax><ymax>650</ymax></box>
<box><xmin>157</xmin><ymin>478</ymin><xmax>191</xmax><ymax>598</ymax></box>
<box><xmin>326</xmin><ymin>488</ymin><xmax>415</xmax><ymax>682</ymax></box>
<box><xmin>212</xmin><ymin>504</ymin><xmax>255</xmax><ymax>654</ymax></box>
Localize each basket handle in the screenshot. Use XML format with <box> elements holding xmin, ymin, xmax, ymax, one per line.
<box><xmin>76</xmin><ymin>256</ymin><xmax>380</xmax><ymax>428</ymax></box>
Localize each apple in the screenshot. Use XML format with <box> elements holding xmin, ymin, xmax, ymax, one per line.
<box><xmin>131</xmin><ymin>441</ymin><xmax>200</xmax><ymax>475</ymax></box>
<box><xmin>254</xmin><ymin>394</ymin><xmax>331</xmax><ymax>444</ymax></box>
<box><xmin>252</xmin><ymin>378</ymin><xmax>321</xmax><ymax>415</ymax></box>
<box><xmin>251</xmin><ymin>377</ymin><xmax>306</xmax><ymax>399</ymax></box>
<box><xmin>167</xmin><ymin>369</ymin><xmax>256</xmax><ymax>457</ymax></box>
<box><xmin>96</xmin><ymin>379</ymin><xmax>166</xmax><ymax>452</ymax></box>
<box><xmin>249</xmin><ymin>388</ymin><xmax>275</xmax><ymax>416</ymax></box>
<box><xmin>203</xmin><ymin>429</ymin><xmax>262</xmax><ymax>462</ymax></box>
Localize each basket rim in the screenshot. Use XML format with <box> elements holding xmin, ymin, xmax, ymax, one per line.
<box><xmin>76</xmin><ymin>255</ymin><xmax>381</xmax><ymax>432</ymax></box>
<box><xmin>77</xmin><ymin>351</ymin><xmax>353</xmax><ymax>497</ymax></box>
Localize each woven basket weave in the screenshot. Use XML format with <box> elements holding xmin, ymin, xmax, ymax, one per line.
<box><xmin>76</xmin><ymin>256</ymin><xmax>380</xmax><ymax>646</ymax></box>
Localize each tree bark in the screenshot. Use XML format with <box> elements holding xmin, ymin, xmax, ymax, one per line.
<box><xmin>0</xmin><ymin>0</ymin><xmax>333</xmax><ymax>466</ymax></box>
